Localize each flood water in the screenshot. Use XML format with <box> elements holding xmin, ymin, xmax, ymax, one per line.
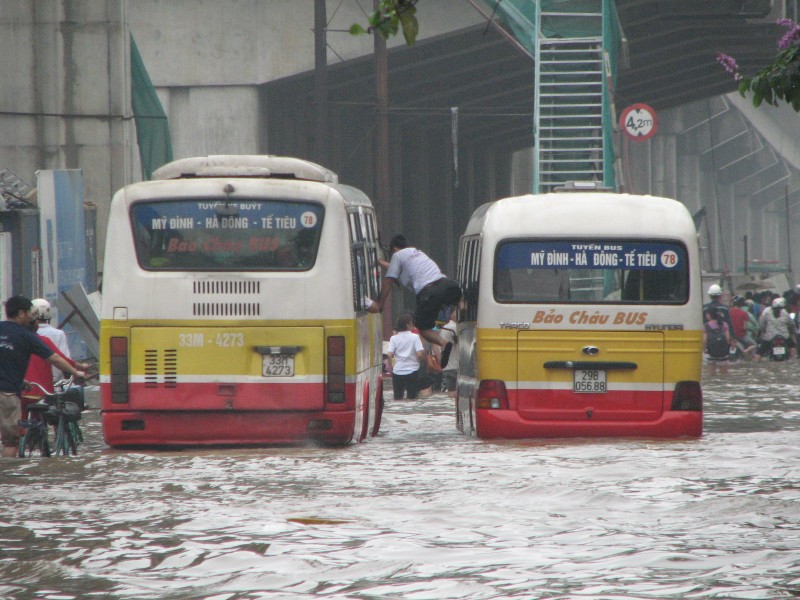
<box><xmin>1</xmin><ymin>361</ymin><xmax>799</xmax><ymax>600</ymax></box>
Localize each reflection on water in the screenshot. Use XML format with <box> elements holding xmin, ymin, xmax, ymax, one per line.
<box><xmin>1</xmin><ymin>363</ymin><xmax>799</xmax><ymax>600</ymax></box>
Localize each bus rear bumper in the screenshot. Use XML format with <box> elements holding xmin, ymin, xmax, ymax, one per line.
<box><xmin>475</xmin><ymin>409</ymin><xmax>702</xmax><ymax>439</ymax></box>
<box><xmin>101</xmin><ymin>410</ymin><xmax>357</xmax><ymax>447</ymax></box>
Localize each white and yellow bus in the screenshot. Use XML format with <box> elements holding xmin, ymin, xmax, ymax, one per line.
<box><xmin>99</xmin><ymin>155</ymin><xmax>384</xmax><ymax>447</ymax></box>
<box><xmin>455</xmin><ymin>189</ymin><xmax>703</xmax><ymax>439</ymax></box>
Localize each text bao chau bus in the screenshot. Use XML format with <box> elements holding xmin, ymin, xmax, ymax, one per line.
<box><xmin>100</xmin><ymin>155</ymin><xmax>384</xmax><ymax>447</ymax></box>
<box><xmin>455</xmin><ymin>190</ymin><xmax>703</xmax><ymax>439</ymax></box>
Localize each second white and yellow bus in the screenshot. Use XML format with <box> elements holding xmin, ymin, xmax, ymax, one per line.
<box><xmin>455</xmin><ymin>189</ymin><xmax>703</xmax><ymax>439</ymax></box>
<box><xmin>99</xmin><ymin>155</ymin><xmax>384</xmax><ymax>447</ymax></box>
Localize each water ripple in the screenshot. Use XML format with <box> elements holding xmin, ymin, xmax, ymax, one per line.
<box><xmin>1</xmin><ymin>362</ymin><xmax>800</xmax><ymax>598</ymax></box>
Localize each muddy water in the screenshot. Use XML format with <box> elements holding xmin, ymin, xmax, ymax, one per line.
<box><xmin>1</xmin><ymin>361</ymin><xmax>799</xmax><ymax>599</ymax></box>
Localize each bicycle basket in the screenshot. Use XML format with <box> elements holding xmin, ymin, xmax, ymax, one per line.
<box><xmin>43</xmin><ymin>407</ymin><xmax>59</xmax><ymax>425</ymax></box>
<box><xmin>62</xmin><ymin>401</ymin><xmax>82</xmax><ymax>423</ymax></box>
<box><xmin>61</xmin><ymin>387</ymin><xmax>85</xmax><ymax>411</ymax></box>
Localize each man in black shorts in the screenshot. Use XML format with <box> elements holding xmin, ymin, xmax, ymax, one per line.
<box><xmin>0</xmin><ymin>295</ymin><xmax>87</xmax><ymax>457</ymax></box>
<box><xmin>372</xmin><ymin>234</ymin><xmax>462</xmax><ymax>369</ymax></box>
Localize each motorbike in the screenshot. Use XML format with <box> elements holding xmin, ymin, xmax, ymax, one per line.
<box><xmin>768</xmin><ymin>336</ymin><xmax>788</xmax><ymax>361</ymax></box>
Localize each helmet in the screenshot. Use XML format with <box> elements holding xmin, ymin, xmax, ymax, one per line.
<box><xmin>707</xmin><ymin>284</ymin><xmax>722</xmax><ymax>297</ymax></box>
<box><xmin>31</xmin><ymin>298</ymin><xmax>51</xmax><ymax>321</ymax></box>
<box><xmin>772</xmin><ymin>297</ymin><xmax>786</xmax><ymax>309</ymax></box>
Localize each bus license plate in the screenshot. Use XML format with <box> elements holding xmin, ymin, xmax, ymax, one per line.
<box><xmin>574</xmin><ymin>369</ymin><xmax>606</xmax><ymax>393</ymax></box>
<box><xmin>262</xmin><ymin>354</ymin><xmax>294</xmax><ymax>377</ymax></box>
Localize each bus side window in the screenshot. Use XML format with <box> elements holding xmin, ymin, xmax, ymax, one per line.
<box><xmin>457</xmin><ymin>237</ymin><xmax>480</xmax><ymax>322</ymax></box>
<box><xmin>348</xmin><ymin>208</ymin><xmax>380</xmax><ymax>312</ymax></box>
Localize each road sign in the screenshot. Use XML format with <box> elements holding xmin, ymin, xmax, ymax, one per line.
<box><xmin>619</xmin><ymin>103</ymin><xmax>658</xmax><ymax>141</ymax></box>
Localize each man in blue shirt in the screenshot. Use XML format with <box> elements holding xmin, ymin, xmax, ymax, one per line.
<box><xmin>0</xmin><ymin>295</ymin><xmax>86</xmax><ymax>457</ymax></box>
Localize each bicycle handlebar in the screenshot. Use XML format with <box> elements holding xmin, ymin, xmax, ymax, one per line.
<box><xmin>25</xmin><ymin>376</ymin><xmax>75</xmax><ymax>397</ymax></box>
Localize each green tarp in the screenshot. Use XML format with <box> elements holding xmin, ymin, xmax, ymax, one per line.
<box><xmin>131</xmin><ymin>34</ymin><xmax>173</xmax><ymax>180</ymax></box>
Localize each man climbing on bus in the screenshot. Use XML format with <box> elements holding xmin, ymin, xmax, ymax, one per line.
<box><xmin>370</xmin><ymin>234</ymin><xmax>462</xmax><ymax>369</ymax></box>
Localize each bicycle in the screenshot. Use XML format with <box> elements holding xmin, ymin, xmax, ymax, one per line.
<box><xmin>17</xmin><ymin>398</ymin><xmax>51</xmax><ymax>457</ymax></box>
<box><xmin>18</xmin><ymin>377</ymin><xmax>84</xmax><ymax>457</ymax></box>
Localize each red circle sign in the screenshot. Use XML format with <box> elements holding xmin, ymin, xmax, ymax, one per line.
<box><xmin>619</xmin><ymin>103</ymin><xmax>658</xmax><ymax>141</ymax></box>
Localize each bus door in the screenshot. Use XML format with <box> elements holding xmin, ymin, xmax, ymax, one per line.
<box><xmin>516</xmin><ymin>330</ymin><xmax>665</xmax><ymax>422</ymax></box>
<box><xmin>128</xmin><ymin>325</ymin><xmax>326</xmax><ymax>411</ymax></box>
<box><xmin>496</xmin><ymin>238</ymin><xmax>690</xmax><ymax>423</ymax></box>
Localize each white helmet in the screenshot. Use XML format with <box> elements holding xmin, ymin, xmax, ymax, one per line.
<box><xmin>707</xmin><ymin>284</ymin><xmax>722</xmax><ymax>297</ymax></box>
<box><xmin>772</xmin><ymin>297</ymin><xmax>786</xmax><ymax>309</ymax></box>
<box><xmin>31</xmin><ymin>298</ymin><xmax>52</xmax><ymax>321</ymax></box>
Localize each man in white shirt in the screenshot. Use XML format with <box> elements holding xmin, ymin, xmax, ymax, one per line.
<box><xmin>386</xmin><ymin>313</ymin><xmax>426</xmax><ymax>400</ymax></box>
<box><xmin>372</xmin><ymin>234</ymin><xmax>461</xmax><ymax>369</ymax></box>
<box><xmin>439</xmin><ymin>310</ymin><xmax>458</xmax><ymax>397</ymax></box>
<box><xmin>32</xmin><ymin>298</ymin><xmax>70</xmax><ymax>380</ymax></box>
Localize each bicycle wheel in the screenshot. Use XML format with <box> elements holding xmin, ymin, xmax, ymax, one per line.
<box><xmin>69</xmin><ymin>421</ymin><xmax>83</xmax><ymax>446</ymax></box>
<box><xmin>18</xmin><ymin>425</ymin><xmax>51</xmax><ymax>458</ymax></box>
<box><xmin>66</xmin><ymin>422</ymin><xmax>79</xmax><ymax>455</ymax></box>
<box><xmin>53</xmin><ymin>417</ymin><xmax>69</xmax><ymax>456</ymax></box>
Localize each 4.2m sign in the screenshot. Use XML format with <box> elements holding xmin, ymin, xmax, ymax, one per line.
<box><xmin>619</xmin><ymin>103</ymin><xmax>658</xmax><ymax>141</ymax></box>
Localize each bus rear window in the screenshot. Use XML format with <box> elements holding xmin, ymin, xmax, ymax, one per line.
<box><xmin>494</xmin><ymin>240</ymin><xmax>689</xmax><ymax>304</ymax></box>
<box><xmin>131</xmin><ymin>199</ymin><xmax>324</xmax><ymax>271</ymax></box>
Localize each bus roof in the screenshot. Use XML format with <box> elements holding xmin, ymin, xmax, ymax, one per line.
<box><xmin>152</xmin><ymin>155</ymin><xmax>338</xmax><ymax>184</ymax></box>
<box><xmin>463</xmin><ymin>192</ymin><xmax>697</xmax><ymax>240</ymax></box>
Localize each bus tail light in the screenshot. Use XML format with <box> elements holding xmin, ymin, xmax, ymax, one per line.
<box><xmin>110</xmin><ymin>336</ymin><xmax>129</xmax><ymax>404</ymax></box>
<box><xmin>671</xmin><ymin>381</ymin><xmax>702</xmax><ymax>411</ymax></box>
<box><xmin>477</xmin><ymin>380</ymin><xmax>508</xmax><ymax>409</ymax></box>
<box><xmin>326</xmin><ymin>336</ymin><xmax>346</xmax><ymax>404</ymax></box>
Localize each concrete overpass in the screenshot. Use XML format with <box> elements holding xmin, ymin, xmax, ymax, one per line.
<box><xmin>263</xmin><ymin>1</ymin><xmax>800</xmax><ymax>276</ymax></box>
<box><xmin>1</xmin><ymin>0</ymin><xmax>799</xmax><ymax>280</ymax></box>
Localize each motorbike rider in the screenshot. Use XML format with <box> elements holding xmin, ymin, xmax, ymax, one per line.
<box><xmin>729</xmin><ymin>296</ymin><xmax>757</xmax><ymax>359</ymax></box>
<box><xmin>703</xmin><ymin>284</ymin><xmax>734</xmax><ymax>351</ymax></box>
<box><xmin>757</xmin><ymin>296</ymin><xmax>798</xmax><ymax>360</ymax></box>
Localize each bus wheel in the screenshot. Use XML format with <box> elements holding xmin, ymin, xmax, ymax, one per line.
<box><xmin>372</xmin><ymin>377</ymin><xmax>384</xmax><ymax>437</ymax></box>
<box><xmin>359</xmin><ymin>382</ymin><xmax>370</xmax><ymax>443</ymax></box>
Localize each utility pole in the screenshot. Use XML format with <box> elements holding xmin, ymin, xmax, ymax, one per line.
<box><xmin>374</xmin><ymin>0</ymin><xmax>392</xmax><ymax>338</ymax></box>
<box><xmin>374</xmin><ymin>0</ymin><xmax>391</xmax><ymax>232</ymax></box>
<box><xmin>314</xmin><ymin>0</ymin><xmax>328</xmax><ymax>167</ymax></box>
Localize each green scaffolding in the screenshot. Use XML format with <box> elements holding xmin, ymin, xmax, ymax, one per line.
<box><xmin>476</xmin><ymin>0</ymin><xmax>622</xmax><ymax>192</ymax></box>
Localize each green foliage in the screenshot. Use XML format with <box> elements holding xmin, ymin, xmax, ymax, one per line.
<box><xmin>350</xmin><ymin>0</ymin><xmax>420</xmax><ymax>45</ymax></box>
<box><xmin>740</xmin><ymin>48</ymin><xmax>799</xmax><ymax>109</ymax></box>
<box><xmin>734</xmin><ymin>27</ymin><xmax>800</xmax><ymax>112</ymax></box>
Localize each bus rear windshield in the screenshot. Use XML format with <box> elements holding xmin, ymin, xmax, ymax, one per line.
<box><xmin>131</xmin><ymin>199</ymin><xmax>324</xmax><ymax>271</ymax></box>
<box><xmin>494</xmin><ymin>240</ymin><xmax>689</xmax><ymax>304</ymax></box>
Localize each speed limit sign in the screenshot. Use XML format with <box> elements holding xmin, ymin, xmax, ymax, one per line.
<box><xmin>619</xmin><ymin>103</ymin><xmax>658</xmax><ymax>141</ymax></box>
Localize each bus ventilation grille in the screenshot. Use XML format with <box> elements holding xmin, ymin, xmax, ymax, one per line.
<box><xmin>192</xmin><ymin>280</ymin><xmax>261</xmax><ymax>316</ymax></box>
<box><xmin>193</xmin><ymin>280</ymin><xmax>261</xmax><ymax>295</ymax></box>
<box><xmin>144</xmin><ymin>348</ymin><xmax>178</xmax><ymax>388</ymax></box>
<box><xmin>192</xmin><ymin>303</ymin><xmax>261</xmax><ymax>317</ymax></box>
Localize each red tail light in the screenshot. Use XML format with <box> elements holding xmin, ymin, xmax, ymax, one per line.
<box><xmin>110</xmin><ymin>336</ymin><xmax>129</xmax><ymax>404</ymax></box>
<box><xmin>326</xmin><ymin>336</ymin><xmax>346</xmax><ymax>404</ymax></box>
<box><xmin>671</xmin><ymin>381</ymin><xmax>702</xmax><ymax>411</ymax></box>
<box><xmin>477</xmin><ymin>380</ymin><xmax>508</xmax><ymax>409</ymax></box>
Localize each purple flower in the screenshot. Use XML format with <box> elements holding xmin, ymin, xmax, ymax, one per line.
<box><xmin>716</xmin><ymin>53</ymin><xmax>742</xmax><ymax>80</ymax></box>
<box><xmin>776</xmin><ymin>18</ymin><xmax>800</xmax><ymax>50</ymax></box>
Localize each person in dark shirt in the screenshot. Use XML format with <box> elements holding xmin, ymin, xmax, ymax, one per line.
<box><xmin>0</xmin><ymin>295</ymin><xmax>86</xmax><ymax>457</ymax></box>
<box><xmin>703</xmin><ymin>284</ymin><xmax>734</xmax><ymax>351</ymax></box>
